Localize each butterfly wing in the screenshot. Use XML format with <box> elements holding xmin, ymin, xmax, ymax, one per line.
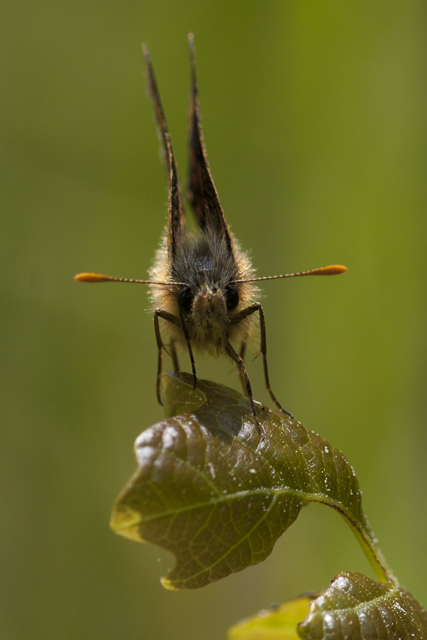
<box><xmin>143</xmin><ymin>46</ymin><xmax>185</xmax><ymax>260</ymax></box>
<box><xmin>186</xmin><ymin>34</ymin><xmax>234</xmax><ymax>255</ymax></box>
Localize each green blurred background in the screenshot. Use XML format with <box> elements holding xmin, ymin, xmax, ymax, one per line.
<box><xmin>2</xmin><ymin>1</ymin><xmax>427</xmax><ymax>638</ymax></box>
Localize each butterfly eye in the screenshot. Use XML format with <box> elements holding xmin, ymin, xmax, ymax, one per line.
<box><xmin>225</xmin><ymin>287</ymin><xmax>239</xmax><ymax>312</ymax></box>
<box><xmin>177</xmin><ymin>287</ymin><xmax>194</xmax><ymax>313</ymax></box>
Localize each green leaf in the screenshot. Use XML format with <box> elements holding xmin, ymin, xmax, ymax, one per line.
<box><xmin>228</xmin><ymin>575</ymin><xmax>427</xmax><ymax>639</ymax></box>
<box><xmin>298</xmin><ymin>572</ymin><xmax>427</xmax><ymax>639</ymax></box>
<box><xmin>228</xmin><ymin>596</ymin><xmax>314</xmax><ymax>640</ymax></box>
<box><xmin>110</xmin><ymin>372</ymin><xmax>389</xmax><ymax>589</ymax></box>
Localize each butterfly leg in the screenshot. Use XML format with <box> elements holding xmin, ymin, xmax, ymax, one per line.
<box><xmin>170</xmin><ymin>339</ymin><xmax>180</xmax><ymax>372</ymax></box>
<box><xmin>231</xmin><ymin>303</ymin><xmax>293</xmax><ymax>419</ymax></box>
<box><xmin>178</xmin><ymin>309</ymin><xmax>197</xmax><ymax>389</ymax></box>
<box><xmin>225</xmin><ymin>341</ymin><xmax>264</xmax><ymax>436</ymax></box>
<box><xmin>154</xmin><ymin>309</ymin><xmax>182</xmax><ymax>405</ymax></box>
<box><xmin>238</xmin><ymin>340</ymin><xmax>247</xmax><ymax>395</ymax></box>
<box><xmin>256</xmin><ymin>304</ymin><xmax>293</xmax><ymax>418</ymax></box>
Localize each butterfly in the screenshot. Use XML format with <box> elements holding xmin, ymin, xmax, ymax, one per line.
<box><xmin>75</xmin><ymin>34</ymin><xmax>346</xmax><ymax>434</ymax></box>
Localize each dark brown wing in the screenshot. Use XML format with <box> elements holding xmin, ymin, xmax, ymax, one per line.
<box><xmin>143</xmin><ymin>45</ymin><xmax>185</xmax><ymax>259</ymax></box>
<box><xmin>186</xmin><ymin>34</ymin><xmax>233</xmax><ymax>255</ymax></box>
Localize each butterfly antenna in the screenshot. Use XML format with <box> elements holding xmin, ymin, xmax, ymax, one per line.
<box><xmin>74</xmin><ymin>273</ymin><xmax>186</xmax><ymax>286</ymax></box>
<box><xmin>231</xmin><ymin>264</ymin><xmax>347</xmax><ymax>284</ymax></box>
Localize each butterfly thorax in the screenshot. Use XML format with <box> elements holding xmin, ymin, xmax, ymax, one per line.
<box><xmin>149</xmin><ymin>229</ymin><xmax>258</xmax><ymax>353</ymax></box>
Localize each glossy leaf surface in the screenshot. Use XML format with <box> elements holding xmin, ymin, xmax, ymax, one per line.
<box><xmin>228</xmin><ymin>574</ymin><xmax>427</xmax><ymax>640</ymax></box>
<box><xmin>111</xmin><ymin>373</ymin><xmax>388</xmax><ymax>589</ymax></box>
<box><xmin>298</xmin><ymin>572</ymin><xmax>427</xmax><ymax>639</ymax></box>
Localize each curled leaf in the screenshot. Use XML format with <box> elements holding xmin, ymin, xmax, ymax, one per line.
<box><xmin>298</xmin><ymin>572</ymin><xmax>427</xmax><ymax>639</ymax></box>
<box><xmin>110</xmin><ymin>373</ymin><xmax>388</xmax><ymax>589</ymax></box>
<box><xmin>228</xmin><ymin>574</ymin><xmax>427</xmax><ymax>639</ymax></box>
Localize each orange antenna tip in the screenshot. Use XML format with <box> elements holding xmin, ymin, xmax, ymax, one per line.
<box><xmin>74</xmin><ymin>272</ymin><xmax>113</xmax><ymax>282</ymax></box>
<box><xmin>310</xmin><ymin>264</ymin><xmax>347</xmax><ymax>276</ymax></box>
